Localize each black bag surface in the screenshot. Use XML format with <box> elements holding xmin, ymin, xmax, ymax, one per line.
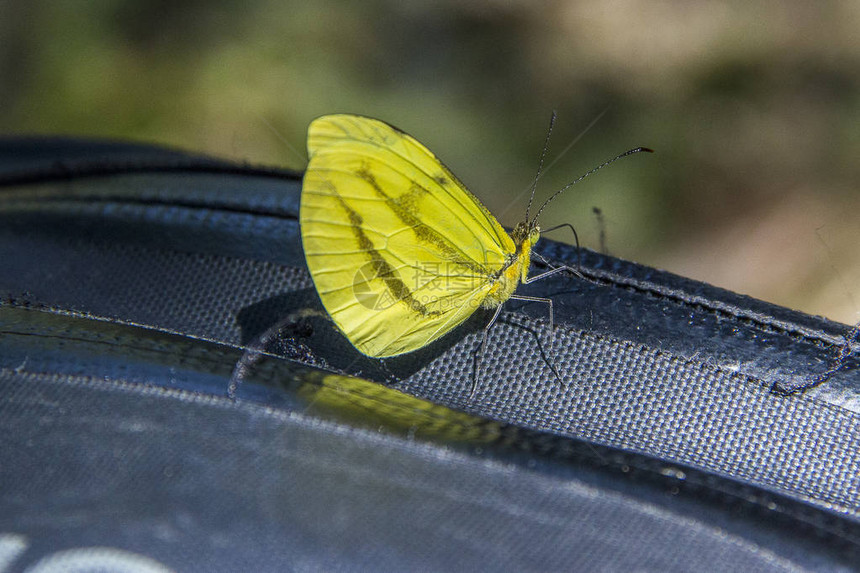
<box><xmin>1</xmin><ymin>137</ymin><xmax>858</xmax><ymax>572</ymax></box>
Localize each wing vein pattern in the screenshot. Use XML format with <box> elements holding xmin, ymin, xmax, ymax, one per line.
<box><xmin>301</xmin><ymin>114</ymin><xmax>516</xmax><ymax>356</ymax></box>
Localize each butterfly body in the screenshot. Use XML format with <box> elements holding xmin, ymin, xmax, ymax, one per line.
<box><xmin>482</xmin><ymin>222</ymin><xmax>539</xmax><ymax>309</ymax></box>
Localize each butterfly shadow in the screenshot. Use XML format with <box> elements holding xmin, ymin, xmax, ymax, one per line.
<box><xmin>231</xmin><ymin>288</ymin><xmax>481</xmax><ymax>396</ymax></box>
<box><xmin>231</xmin><ymin>288</ymin><xmax>570</xmax><ymax>403</ymax></box>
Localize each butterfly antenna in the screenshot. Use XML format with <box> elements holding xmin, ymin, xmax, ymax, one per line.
<box><xmin>524</xmin><ymin>111</ymin><xmax>557</xmax><ymax>224</ymax></box>
<box><xmin>530</xmin><ymin>147</ymin><xmax>654</xmax><ymax>228</ymax></box>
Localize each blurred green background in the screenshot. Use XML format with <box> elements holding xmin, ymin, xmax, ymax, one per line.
<box><xmin>2</xmin><ymin>0</ymin><xmax>858</xmax><ymax>325</ymax></box>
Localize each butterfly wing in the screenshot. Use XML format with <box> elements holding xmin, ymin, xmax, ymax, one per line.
<box><xmin>301</xmin><ymin>114</ymin><xmax>515</xmax><ymax>357</ymax></box>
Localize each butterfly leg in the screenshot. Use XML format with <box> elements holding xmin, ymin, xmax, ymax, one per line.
<box><xmin>528</xmin><ymin>253</ymin><xmax>608</xmax><ymax>288</ymax></box>
<box><xmin>470</xmin><ymin>259</ymin><xmax>588</xmax><ymax>398</ymax></box>
<box><xmin>470</xmin><ymin>303</ymin><xmax>506</xmax><ymax>399</ymax></box>
<box><xmin>509</xmin><ymin>294</ymin><xmax>563</xmax><ymax>384</ymax></box>
<box><xmin>523</xmin><ymin>264</ymin><xmax>582</xmax><ymax>284</ymax></box>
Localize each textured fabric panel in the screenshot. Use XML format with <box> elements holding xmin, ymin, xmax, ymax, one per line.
<box><xmin>0</xmin><ymin>174</ymin><xmax>309</xmax><ymax>345</ymax></box>
<box><xmin>403</xmin><ymin>320</ymin><xmax>860</xmax><ymax>512</ymax></box>
<box><xmin>0</xmin><ymin>233</ymin><xmax>310</xmax><ymax>345</ymax></box>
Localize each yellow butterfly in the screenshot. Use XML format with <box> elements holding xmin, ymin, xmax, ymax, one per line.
<box><xmin>300</xmin><ymin>114</ymin><xmax>649</xmax><ymax>392</ymax></box>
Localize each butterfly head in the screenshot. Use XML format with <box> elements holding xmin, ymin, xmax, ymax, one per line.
<box><xmin>512</xmin><ymin>221</ymin><xmax>541</xmax><ymax>250</ymax></box>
